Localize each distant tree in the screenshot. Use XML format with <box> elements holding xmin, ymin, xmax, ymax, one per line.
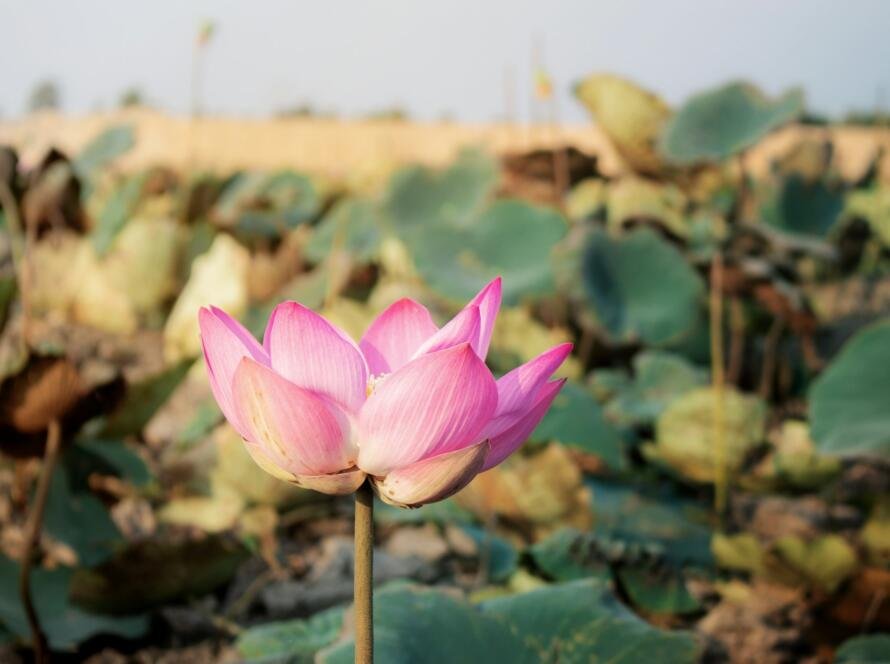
<box><xmin>275</xmin><ymin>103</ymin><xmax>338</xmax><ymax>120</ymax></box>
<box><xmin>27</xmin><ymin>80</ymin><xmax>61</xmax><ymax>112</ymax></box>
<box><xmin>119</xmin><ymin>87</ymin><xmax>146</xmax><ymax>108</ymax></box>
<box><xmin>365</xmin><ymin>106</ymin><xmax>409</xmax><ymax>122</ymax></box>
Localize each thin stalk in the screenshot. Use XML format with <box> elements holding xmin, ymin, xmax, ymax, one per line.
<box><xmin>20</xmin><ymin>419</ymin><xmax>61</xmax><ymax>664</ymax></box>
<box><xmin>709</xmin><ymin>254</ymin><xmax>728</xmax><ymax>521</ymax></box>
<box><xmin>354</xmin><ymin>481</ymin><xmax>374</xmax><ymax>664</ymax></box>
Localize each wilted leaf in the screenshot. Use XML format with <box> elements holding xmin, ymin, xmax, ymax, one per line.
<box><xmin>69</xmin><ymin>536</ymin><xmax>248</xmax><ymax>614</ymax></box>
<box><xmin>457</xmin><ymin>444</ymin><xmax>591</xmax><ymax>535</ymax></box>
<box><xmin>607</xmin><ymin>178</ymin><xmax>689</xmax><ymax>238</ymax></box>
<box><xmin>164</xmin><ymin>234</ymin><xmax>251</xmax><ymax>361</ymax></box>
<box><xmin>101</xmin><ymin>359</ymin><xmax>192</xmax><ymax>438</ymax></box>
<box><xmin>645</xmin><ymin>387</ymin><xmax>766</xmax><ymax>484</ymax></box>
<box><xmin>574</xmin><ymin>74</ymin><xmax>672</xmax><ymax>175</ymax></box>
<box><xmin>862</xmin><ymin>499</ymin><xmax>890</xmax><ymax>566</ymax></box>
<box><xmin>712</xmin><ymin>532</ymin><xmax>766</xmax><ymax>575</ymax></box>
<box><xmin>771</xmin><ymin>534</ymin><xmax>858</xmax><ymax>594</ymax></box>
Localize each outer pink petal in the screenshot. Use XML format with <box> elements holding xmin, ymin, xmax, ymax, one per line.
<box><xmin>482</xmin><ymin>379</ymin><xmax>565</xmax><ymax>471</ymax></box>
<box><xmin>199</xmin><ymin>307</ymin><xmax>269</xmax><ymax>437</ymax></box>
<box><xmin>359</xmin><ymin>299</ymin><xmax>438</xmax><ymax>375</ymax></box>
<box><xmin>484</xmin><ymin>343</ymin><xmax>573</xmax><ymax>436</ymax></box>
<box><xmin>357</xmin><ymin>343</ymin><xmax>497</xmax><ymax>476</ymax></box>
<box><xmin>374</xmin><ymin>440</ymin><xmax>489</xmax><ymax>507</ymax></box>
<box><xmin>411</xmin><ymin>305</ymin><xmax>481</xmax><ymax>359</ymax></box>
<box><xmin>264</xmin><ymin>301</ymin><xmax>368</xmax><ymax>413</ymax></box>
<box><xmin>232</xmin><ymin>358</ymin><xmax>355</xmax><ymax>476</ymax></box>
<box><xmin>242</xmin><ymin>444</ymin><xmax>365</xmax><ymax>495</ymax></box>
<box><xmin>292</xmin><ymin>469</ymin><xmax>366</xmax><ymax>495</ymax></box>
<box><xmin>466</xmin><ymin>277</ymin><xmax>502</xmax><ymax>359</ymax></box>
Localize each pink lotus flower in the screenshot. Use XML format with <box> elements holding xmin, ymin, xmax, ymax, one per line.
<box><xmin>198</xmin><ymin>278</ymin><xmax>570</xmax><ymax>507</ymax></box>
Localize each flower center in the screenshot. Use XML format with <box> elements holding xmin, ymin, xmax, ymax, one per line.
<box><xmin>366</xmin><ymin>373</ymin><xmax>389</xmax><ymax>396</ymax></box>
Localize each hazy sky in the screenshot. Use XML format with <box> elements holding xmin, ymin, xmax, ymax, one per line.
<box><xmin>3</xmin><ymin>0</ymin><xmax>889</xmax><ymax>122</ymax></box>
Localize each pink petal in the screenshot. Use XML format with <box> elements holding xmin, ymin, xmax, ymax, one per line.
<box><xmin>359</xmin><ymin>299</ymin><xmax>438</xmax><ymax>375</ymax></box>
<box><xmin>466</xmin><ymin>277</ymin><xmax>502</xmax><ymax>359</ymax></box>
<box><xmin>357</xmin><ymin>343</ymin><xmax>497</xmax><ymax>476</ymax></box>
<box><xmin>264</xmin><ymin>301</ymin><xmax>368</xmax><ymax>413</ymax></box>
<box><xmin>486</xmin><ymin>343</ymin><xmax>573</xmax><ymax>435</ymax></box>
<box><xmin>292</xmin><ymin>469</ymin><xmax>366</xmax><ymax>495</ymax></box>
<box><xmin>232</xmin><ymin>358</ymin><xmax>355</xmax><ymax>476</ymax></box>
<box><xmin>199</xmin><ymin>307</ymin><xmax>269</xmax><ymax>437</ymax></box>
<box><xmin>243</xmin><ymin>444</ymin><xmax>364</xmax><ymax>495</ymax></box>
<box><xmin>411</xmin><ymin>305</ymin><xmax>481</xmax><ymax>359</ymax></box>
<box><xmin>374</xmin><ymin>441</ymin><xmax>489</xmax><ymax>507</ymax></box>
<box><xmin>482</xmin><ymin>379</ymin><xmax>565</xmax><ymax>471</ymax></box>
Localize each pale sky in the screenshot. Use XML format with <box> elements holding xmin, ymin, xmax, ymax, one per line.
<box><xmin>2</xmin><ymin>0</ymin><xmax>888</xmax><ymax>122</ymax></box>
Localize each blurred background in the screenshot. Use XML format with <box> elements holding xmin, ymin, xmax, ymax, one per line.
<box><xmin>1</xmin><ymin>1</ymin><xmax>890</xmax><ymax>662</ymax></box>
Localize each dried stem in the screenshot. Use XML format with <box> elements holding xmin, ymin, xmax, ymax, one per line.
<box><xmin>758</xmin><ymin>317</ymin><xmax>785</xmax><ymax>401</ymax></box>
<box><xmin>710</xmin><ymin>254</ymin><xmax>729</xmax><ymax>521</ymax></box>
<box><xmin>20</xmin><ymin>419</ymin><xmax>61</xmax><ymax>664</ymax></box>
<box><xmin>354</xmin><ymin>481</ymin><xmax>374</xmax><ymax>664</ymax></box>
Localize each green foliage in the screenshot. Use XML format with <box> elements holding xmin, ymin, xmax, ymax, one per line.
<box><xmin>532</xmin><ymin>381</ymin><xmax>627</xmax><ymax>470</ymax></box>
<box><xmin>306</xmin><ymin>198</ymin><xmax>383</xmax><ymax>264</ymax></box>
<box><xmin>810</xmin><ymin>319</ymin><xmax>890</xmax><ymax>456</ymax></box>
<box><xmin>406</xmin><ymin>199</ymin><xmax>567</xmax><ymax>305</ymax></box>
<box><xmin>617</xmin><ymin>567</ymin><xmax>701</xmax><ymax>616</ymax></box>
<box><xmin>593</xmin><ymin>351</ymin><xmax>707</xmax><ymax>427</ymax></box>
<box><xmin>460</xmin><ymin>526</ymin><xmax>519</xmax><ymax>583</ymax></box>
<box><xmin>236</xmin><ymin>606</ymin><xmax>345</xmax><ymax>663</ymax></box>
<box><xmin>0</xmin><ymin>558</ymin><xmax>148</xmax><ymax>649</ymax></box>
<box><xmin>834</xmin><ymin>634</ymin><xmax>890</xmax><ymax>663</ymax></box>
<box><xmin>586</xmin><ymin>479</ymin><xmax>713</xmax><ymax>568</ymax></box>
<box><xmin>582</xmin><ymin>228</ymin><xmax>705</xmax><ymax>345</ymax></box>
<box><xmin>74</xmin><ymin>124</ymin><xmax>136</xmax><ymax>179</ymax></box>
<box><xmin>44</xmin><ymin>454</ymin><xmax>122</xmax><ymax>566</ymax></box>
<box><xmin>385</xmin><ymin>148</ymin><xmax>498</xmax><ymax>233</ymax></box>
<box><xmin>659</xmin><ymin>81</ymin><xmax>803</xmax><ymax>164</ymax></box>
<box><xmin>91</xmin><ymin>171</ymin><xmax>148</xmax><ymax>256</ymax></box>
<box><xmin>761</xmin><ymin>176</ymin><xmax>844</xmax><ymax>238</ymax></box>
<box><xmin>318</xmin><ymin>580</ymin><xmax>700</xmax><ymax>663</ymax></box>
<box><xmin>214</xmin><ymin>170</ymin><xmax>320</xmax><ymax>241</ymax></box>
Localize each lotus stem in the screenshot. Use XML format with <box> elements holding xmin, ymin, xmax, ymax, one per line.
<box><xmin>709</xmin><ymin>254</ymin><xmax>728</xmax><ymax>521</ymax></box>
<box><xmin>354</xmin><ymin>480</ymin><xmax>374</xmax><ymax>664</ymax></box>
<box><xmin>20</xmin><ymin>419</ymin><xmax>61</xmax><ymax>664</ymax></box>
